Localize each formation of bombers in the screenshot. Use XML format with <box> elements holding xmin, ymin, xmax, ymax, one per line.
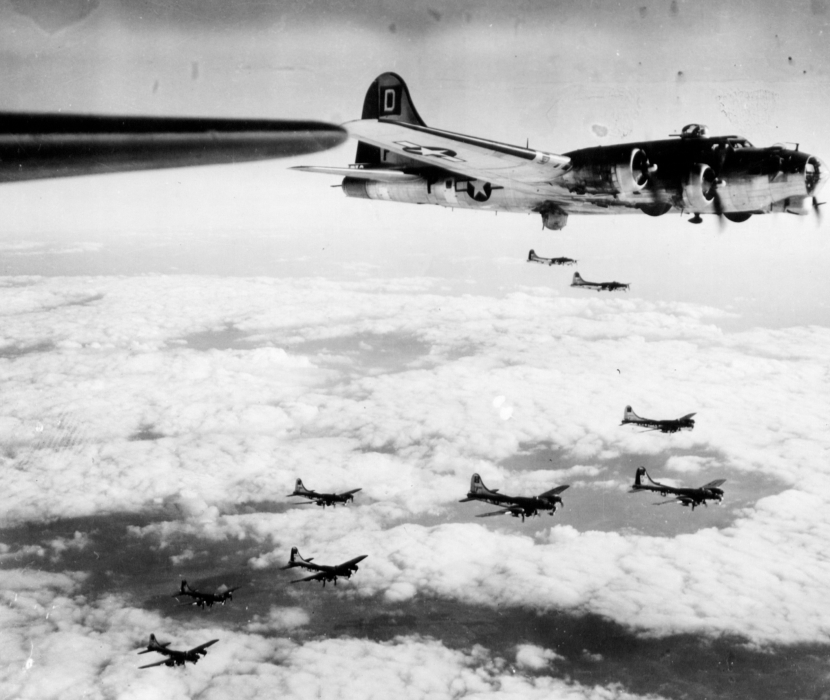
<box><xmin>144</xmin><ymin>405</ymin><xmax>720</xmax><ymax>668</ymax></box>
<box><xmin>11</xmin><ymin>69</ymin><xmax>749</xmax><ymax>673</ymax></box>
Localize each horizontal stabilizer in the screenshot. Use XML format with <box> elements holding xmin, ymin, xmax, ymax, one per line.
<box><xmin>291</xmin><ymin>166</ymin><xmax>421</xmax><ymax>182</ymax></box>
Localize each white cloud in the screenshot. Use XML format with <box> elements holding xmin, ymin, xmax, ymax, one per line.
<box><xmin>515</xmin><ymin>644</ymin><xmax>564</xmax><ymax>669</ymax></box>
<box><xmin>3</xmin><ymin>274</ymin><xmax>830</xmax><ymax>647</ymax></box>
<box><xmin>246</xmin><ymin>606</ymin><xmax>310</xmax><ymax>633</ymax></box>
<box><xmin>0</xmin><ymin>567</ymin><xmax>668</xmax><ymax>700</ymax></box>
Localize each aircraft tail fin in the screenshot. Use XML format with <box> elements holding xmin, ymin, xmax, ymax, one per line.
<box><xmin>292</xmin><ymin>478</ymin><xmax>312</xmax><ymax>495</ymax></box>
<box><xmin>571</xmin><ymin>272</ymin><xmax>585</xmax><ymax>286</ymax></box>
<box><xmin>468</xmin><ymin>473</ymin><xmax>498</xmax><ymax>497</ymax></box>
<box><xmin>283</xmin><ymin>546</ymin><xmax>311</xmax><ymax>569</ymax></box>
<box><xmin>140</xmin><ymin>633</ymin><xmax>169</xmax><ymax>654</ymax></box>
<box><xmin>356</xmin><ymin>72</ymin><xmax>426</xmax><ymax>167</ymax></box>
<box><xmin>633</xmin><ymin>466</ymin><xmax>658</xmax><ymax>488</ymax></box>
<box><xmin>621</xmin><ymin>405</ymin><xmax>644</xmax><ymax>424</ymax></box>
<box><xmin>180</xmin><ymin>580</ymin><xmax>190</xmax><ymax>594</ymax></box>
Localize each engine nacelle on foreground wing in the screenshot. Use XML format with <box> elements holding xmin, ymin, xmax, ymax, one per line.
<box><xmin>683</xmin><ymin>163</ymin><xmax>719</xmax><ymax>211</ymax></box>
<box><xmin>561</xmin><ymin>147</ymin><xmax>654</xmax><ymax>198</ymax></box>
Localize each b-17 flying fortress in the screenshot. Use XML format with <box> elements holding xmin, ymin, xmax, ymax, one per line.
<box><xmin>570</xmin><ymin>272</ymin><xmax>630</xmax><ymax>292</ymax></box>
<box><xmin>621</xmin><ymin>406</ymin><xmax>696</xmax><ymax>433</ymax></box>
<box><xmin>296</xmin><ymin>72</ymin><xmax>826</xmax><ymax>231</ymax></box>
<box><xmin>138</xmin><ymin>635</ymin><xmax>218</xmax><ymax>669</ymax></box>
<box><xmin>527</xmin><ymin>250</ymin><xmax>577</xmax><ymax>267</ymax></box>
<box><xmin>173</xmin><ymin>580</ymin><xmax>241</xmax><ymax>610</ymax></box>
<box><xmin>629</xmin><ymin>467</ymin><xmax>726</xmax><ymax>510</ymax></box>
<box><xmin>287</xmin><ymin>478</ymin><xmax>362</xmax><ymax>507</ymax></box>
<box><xmin>460</xmin><ymin>473</ymin><xmax>569</xmax><ymax>522</ymax></box>
<box><xmin>281</xmin><ymin>546</ymin><xmax>368</xmax><ymax>586</ymax></box>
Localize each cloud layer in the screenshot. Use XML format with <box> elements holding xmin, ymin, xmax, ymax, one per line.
<box><xmin>2</xmin><ymin>275</ymin><xmax>830</xmax><ymax>649</ymax></box>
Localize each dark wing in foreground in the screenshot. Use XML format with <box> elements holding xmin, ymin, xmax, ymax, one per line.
<box><xmin>539</xmin><ymin>485</ymin><xmax>569</xmax><ymax>498</ymax></box>
<box><xmin>338</xmin><ymin>554</ymin><xmax>368</xmax><ymax>569</ymax></box>
<box><xmin>139</xmin><ymin>659</ymin><xmax>171</xmax><ymax>669</ymax></box>
<box><xmin>188</xmin><ymin>639</ymin><xmax>219</xmax><ymax>654</ymax></box>
<box><xmin>0</xmin><ymin>114</ymin><xmax>347</xmax><ymax>183</ymax></box>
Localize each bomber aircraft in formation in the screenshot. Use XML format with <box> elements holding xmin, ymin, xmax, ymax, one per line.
<box><xmin>287</xmin><ymin>478</ymin><xmax>362</xmax><ymax>507</ymax></box>
<box><xmin>528</xmin><ymin>249</ymin><xmax>577</xmax><ymax>266</ymax></box>
<box><xmin>629</xmin><ymin>467</ymin><xmax>725</xmax><ymax>510</ymax></box>
<box><xmin>295</xmin><ymin>72</ymin><xmax>826</xmax><ymax>231</ymax></box>
<box><xmin>281</xmin><ymin>546</ymin><xmax>368</xmax><ymax>586</ymax></box>
<box><xmin>137</xmin><ymin>634</ymin><xmax>218</xmax><ymax>669</ymax></box>
<box><xmin>621</xmin><ymin>406</ymin><xmax>696</xmax><ymax>433</ymax></box>
<box><xmin>460</xmin><ymin>473</ymin><xmax>569</xmax><ymax>522</ymax></box>
<box><xmin>570</xmin><ymin>272</ymin><xmax>629</xmax><ymax>292</ymax></box>
<box><xmin>173</xmin><ymin>580</ymin><xmax>241</xmax><ymax>610</ymax></box>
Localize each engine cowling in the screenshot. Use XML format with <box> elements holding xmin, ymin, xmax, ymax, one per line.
<box><xmin>613</xmin><ymin>148</ymin><xmax>652</xmax><ymax>194</ymax></box>
<box><xmin>683</xmin><ymin>163</ymin><xmax>718</xmax><ymax>211</ymax></box>
<box><xmin>564</xmin><ymin>148</ymin><xmax>653</xmax><ymax>197</ymax></box>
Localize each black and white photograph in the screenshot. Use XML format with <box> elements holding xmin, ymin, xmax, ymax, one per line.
<box><xmin>1</xmin><ymin>2</ymin><xmax>829</xmax><ymax>698</ymax></box>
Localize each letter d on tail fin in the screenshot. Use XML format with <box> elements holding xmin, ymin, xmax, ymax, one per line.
<box><xmin>356</xmin><ymin>72</ymin><xmax>427</xmax><ymax>166</ymax></box>
<box><xmin>360</xmin><ymin>72</ymin><xmax>426</xmax><ymax>125</ymax></box>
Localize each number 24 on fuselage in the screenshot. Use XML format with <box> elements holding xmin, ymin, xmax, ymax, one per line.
<box><xmin>295</xmin><ymin>72</ymin><xmax>827</xmax><ymax>230</ymax></box>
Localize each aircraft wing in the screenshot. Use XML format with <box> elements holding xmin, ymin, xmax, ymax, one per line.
<box><xmin>476</xmin><ymin>506</ymin><xmax>522</xmax><ymax>518</ymax></box>
<box><xmin>337</xmin><ymin>554</ymin><xmax>368</xmax><ymax>570</ymax></box>
<box><xmin>284</xmin><ymin>560</ymin><xmax>322</xmax><ymax>571</ymax></box>
<box><xmin>653</xmin><ymin>497</ymin><xmax>684</xmax><ymax>506</ymax></box>
<box><xmin>701</xmin><ymin>479</ymin><xmax>726</xmax><ymax>488</ymax></box>
<box><xmin>0</xmin><ymin>114</ymin><xmax>347</xmax><ymax>183</ymax></box>
<box><xmin>338</xmin><ymin>488</ymin><xmax>363</xmax><ymax>497</ymax></box>
<box><xmin>679</xmin><ymin>413</ymin><xmax>697</xmax><ymax>420</ymax></box>
<box><xmin>139</xmin><ymin>659</ymin><xmax>171</xmax><ymax>669</ymax></box>
<box><xmin>346</xmin><ymin>119</ymin><xmax>571</xmax><ymax>191</ymax></box>
<box><xmin>188</xmin><ymin>640</ymin><xmax>219</xmax><ymax>655</ymax></box>
<box><xmin>291</xmin><ymin>571</ymin><xmax>330</xmax><ymax>584</ymax></box>
<box><xmin>539</xmin><ymin>485</ymin><xmax>570</xmax><ymax>498</ymax></box>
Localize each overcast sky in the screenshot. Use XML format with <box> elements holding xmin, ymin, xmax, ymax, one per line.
<box><xmin>1</xmin><ymin>2</ymin><xmax>830</xmax><ymax>699</ymax></box>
